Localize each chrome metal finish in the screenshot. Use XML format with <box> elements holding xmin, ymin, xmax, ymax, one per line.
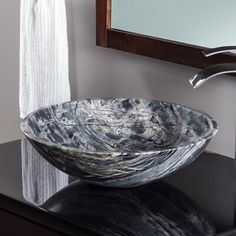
<box><xmin>189</xmin><ymin>46</ymin><xmax>236</xmax><ymax>89</ymax></box>
<box><xmin>189</xmin><ymin>63</ymin><xmax>236</xmax><ymax>89</ymax></box>
<box><xmin>204</xmin><ymin>46</ymin><xmax>236</xmax><ymax>57</ymax></box>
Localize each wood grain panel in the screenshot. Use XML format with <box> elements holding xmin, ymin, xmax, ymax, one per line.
<box><xmin>96</xmin><ymin>0</ymin><xmax>236</xmax><ymax>69</ymax></box>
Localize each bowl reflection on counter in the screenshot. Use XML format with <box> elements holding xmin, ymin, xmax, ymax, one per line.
<box><xmin>21</xmin><ymin>98</ymin><xmax>218</xmax><ymax>188</ymax></box>
<box><xmin>41</xmin><ymin>181</ymin><xmax>216</xmax><ymax>236</ymax></box>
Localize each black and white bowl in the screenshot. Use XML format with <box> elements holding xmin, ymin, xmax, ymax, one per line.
<box><xmin>21</xmin><ymin>98</ymin><xmax>218</xmax><ymax>188</ymax></box>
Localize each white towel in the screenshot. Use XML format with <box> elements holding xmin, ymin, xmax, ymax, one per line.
<box><xmin>20</xmin><ymin>0</ymin><xmax>70</xmax><ymax>205</ymax></box>
<box><xmin>19</xmin><ymin>0</ymin><xmax>71</xmax><ymax>118</ymax></box>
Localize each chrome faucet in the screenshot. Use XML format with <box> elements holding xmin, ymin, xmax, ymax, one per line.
<box><xmin>189</xmin><ymin>46</ymin><xmax>236</xmax><ymax>89</ymax></box>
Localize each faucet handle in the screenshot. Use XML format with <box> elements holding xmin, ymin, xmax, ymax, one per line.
<box><xmin>203</xmin><ymin>46</ymin><xmax>236</xmax><ymax>57</ymax></box>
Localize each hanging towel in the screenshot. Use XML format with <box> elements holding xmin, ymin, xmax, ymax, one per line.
<box><xmin>20</xmin><ymin>0</ymin><xmax>70</xmax><ymax>204</ymax></box>
<box><xmin>19</xmin><ymin>0</ymin><xmax>71</xmax><ymax>118</ymax></box>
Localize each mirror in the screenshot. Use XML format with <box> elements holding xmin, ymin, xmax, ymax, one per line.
<box><xmin>111</xmin><ymin>0</ymin><xmax>236</xmax><ymax>48</ymax></box>
<box><xmin>96</xmin><ymin>0</ymin><xmax>236</xmax><ymax>69</ymax></box>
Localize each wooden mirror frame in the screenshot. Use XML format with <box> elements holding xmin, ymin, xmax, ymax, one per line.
<box><xmin>96</xmin><ymin>0</ymin><xmax>236</xmax><ymax>69</ymax></box>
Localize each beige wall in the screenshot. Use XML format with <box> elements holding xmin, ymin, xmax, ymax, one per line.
<box><xmin>0</xmin><ymin>0</ymin><xmax>236</xmax><ymax>158</ymax></box>
<box><xmin>0</xmin><ymin>1</ymin><xmax>21</xmax><ymax>143</ymax></box>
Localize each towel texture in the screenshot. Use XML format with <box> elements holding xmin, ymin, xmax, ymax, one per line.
<box><xmin>20</xmin><ymin>0</ymin><xmax>70</xmax><ymax>205</ymax></box>
<box><xmin>20</xmin><ymin>0</ymin><xmax>71</xmax><ymax>118</ymax></box>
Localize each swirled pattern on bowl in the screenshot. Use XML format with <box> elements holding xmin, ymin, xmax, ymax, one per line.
<box><xmin>21</xmin><ymin>98</ymin><xmax>218</xmax><ymax>187</ymax></box>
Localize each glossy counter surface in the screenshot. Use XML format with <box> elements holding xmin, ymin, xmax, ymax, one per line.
<box><xmin>0</xmin><ymin>139</ymin><xmax>235</xmax><ymax>235</ymax></box>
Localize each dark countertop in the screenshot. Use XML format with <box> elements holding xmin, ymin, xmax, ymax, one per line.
<box><xmin>0</xmin><ymin>139</ymin><xmax>235</xmax><ymax>235</ymax></box>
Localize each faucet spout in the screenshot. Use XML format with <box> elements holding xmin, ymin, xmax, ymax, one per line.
<box><xmin>189</xmin><ymin>63</ymin><xmax>236</xmax><ymax>89</ymax></box>
<box><xmin>189</xmin><ymin>46</ymin><xmax>236</xmax><ymax>89</ymax></box>
<box><xmin>203</xmin><ymin>46</ymin><xmax>236</xmax><ymax>57</ymax></box>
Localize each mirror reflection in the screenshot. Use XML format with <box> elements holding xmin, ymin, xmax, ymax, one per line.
<box><xmin>112</xmin><ymin>0</ymin><xmax>236</xmax><ymax>48</ymax></box>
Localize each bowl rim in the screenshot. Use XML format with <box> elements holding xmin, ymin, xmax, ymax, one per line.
<box><xmin>20</xmin><ymin>98</ymin><xmax>218</xmax><ymax>155</ymax></box>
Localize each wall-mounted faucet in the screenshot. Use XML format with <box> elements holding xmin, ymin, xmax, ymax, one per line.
<box><xmin>189</xmin><ymin>46</ymin><xmax>236</xmax><ymax>89</ymax></box>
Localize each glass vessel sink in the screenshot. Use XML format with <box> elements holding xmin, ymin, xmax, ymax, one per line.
<box><xmin>21</xmin><ymin>98</ymin><xmax>218</xmax><ymax>188</ymax></box>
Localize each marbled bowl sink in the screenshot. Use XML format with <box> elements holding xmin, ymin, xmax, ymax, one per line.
<box><xmin>21</xmin><ymin>98</ymin><xmax>218</xmax><ymax>188</ymax></box>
